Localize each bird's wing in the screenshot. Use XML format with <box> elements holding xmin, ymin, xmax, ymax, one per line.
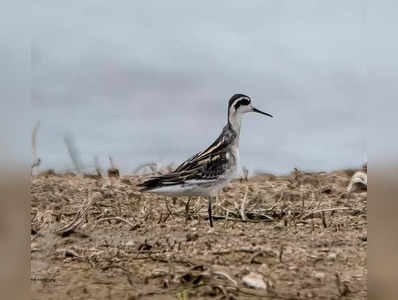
<box><xmin>138</xmin><ymin>134</ymin><xmax>231</xmax><ymax>191</ymax></box>
<box><xmin>174</xmin><ymin>134</ymin><xmax>228</xmax><ymax>172</ymax></box>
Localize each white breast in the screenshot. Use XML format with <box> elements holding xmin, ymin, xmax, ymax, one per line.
<box><xmin>231</xmin><ymin>145</ymin><xmax>241</xmax><ymax>179</ymax></box>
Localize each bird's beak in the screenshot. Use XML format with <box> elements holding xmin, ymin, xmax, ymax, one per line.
<box><xmin>252</xmin><ymin>107</ymin><xmax>273</xmax><ymax>118</ymax></box>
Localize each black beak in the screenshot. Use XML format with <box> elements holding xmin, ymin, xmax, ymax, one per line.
<box><xmin>253</xmin><ymin>107</ymin><xmax>273</xmax><ymax>118</ymax></box>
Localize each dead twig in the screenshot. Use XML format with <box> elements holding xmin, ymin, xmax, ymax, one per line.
<box><xmin>64</xmin><ymin>134</ymin><xmax>84</xmax><ymax>174</ymax></box>
<box><xmin>55</xmin><ymin>248</ymin><xmax>82</xmax><ymax>258</ymax></box>
<box><xmin>212</xmin><ymin>271</ymin><xmax>238</xmax><ymax>287</ymax></box>
<box><xmin>279</xmin><ymin>244</ymin><xmax>284</xmax><ymax>263</ymax></box>
<box><xmin>146</xmin><ymin>255</ymin><xmax>197</xmax><ymax>267</ymax></box>
<box><xmin>95</xmin><ymin>217</ymin><xmax>137</xmax><ymax>230</ymax></box>
<box><xmin>31</xmin><ymin>276</ymin><xmax>56</xmax><ymax>283</ymax></box>
<box><xmin>240</xmin><ymin>185</ymin><xmax>249</xmax><ymax>221</ymax></box>
<box><xmin>302</xmin><ymin>207</ymin><xmax>351</xmax><ymax>220</ymax></box>
<box><xmin>31</xmin><ymin>121</ymin><xmax>41</xmax><ymax>175</ymax></box>
<box><xmin>107</xmin><ymin>155</ymin><xmax>120</xmax><ymax>177</ymax></box>
<box><xmin>185</xmin><ymin>197</ymin><xmax>192</xmax><ymax>222</ymax></box>
<box><xmin>321</xmin><ymin>211</ymin><xmax>327</xmax><ymax>228</ymax></box>
<box><xmin>335</xmin><ymin>273</ymin><xmax>350</xmax><ymax>296</ymax></box>
<box><xmin>94</xmin><ymin>155</ymin><xmax>103</xmax><ymax>177</ymax></box>
<box><xmin>249</xmin><ymin>250</ymin><xmax>276</xmax><ymax>264</ymax></box>
<box><xmin>199</xmin><ymin>214</ymin><xmax>263</xmax><ymax>223</ymax></box>
<box><xmin>55</xmin><ymin>188</ymin><xmax>94</xmax><ymax>235</ymax></box>
<box><xmin>212</xmin><ymin>248</ymin><xmax>262</xmax><ymax>255</ymax></box>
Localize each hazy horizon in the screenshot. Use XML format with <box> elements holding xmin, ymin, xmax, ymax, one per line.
<box><xmin>27</xmin><ymin>1</ymin><xmax>390</xmax><ymax>175</ymax></box>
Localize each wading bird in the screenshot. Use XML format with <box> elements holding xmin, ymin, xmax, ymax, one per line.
<box><xmin>138</xmin><ymin>94</ymin><xmax>273</xmax><ymax>227</ymax></box>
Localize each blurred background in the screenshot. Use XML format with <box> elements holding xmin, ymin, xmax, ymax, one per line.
<box><xmin>28</xmin><ymin>0</ymin><xmax>387</xmax><ymax>175</ymax></box>
<box><xmin>0</xmin><ymin>1</ymin><xmax>396</xmax><ymax>299</ymax></box>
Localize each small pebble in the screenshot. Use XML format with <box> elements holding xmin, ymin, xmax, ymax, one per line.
<box><xmin>327</xmin><ymin>253</ymin><xmax>337</xmax><ymax>261</ymax></box>
<box><xmin>242</xmin><ymin>272</ymin><xmax>267</xmax><ymax>290</ymax></box>
<box><xmin>313</xmin><ymin>271</ymin><xmax>325</xmax><ymax>281</ymax></box>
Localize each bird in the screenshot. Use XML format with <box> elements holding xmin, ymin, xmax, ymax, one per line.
<box><xmin>138</xmin><ymin>94</ymin><xmax>273</xmax><ymax>227</ymax></box>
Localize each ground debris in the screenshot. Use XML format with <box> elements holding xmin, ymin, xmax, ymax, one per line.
<box><xmin>347</xmin><ymin>170</ymin><xmax>367</xmax><ymax>193</ymax></box>
<box><xmin>31</xmin><ymin>169</ymin><xmax>367</xmax><ymax>299</ymax></box>
<box><xmin>242</xmin><ymin>272</ymin><xmax>267</xmax><ymax>290</ymax></box>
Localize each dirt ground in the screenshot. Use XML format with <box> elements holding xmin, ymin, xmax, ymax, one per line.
<box><xmin>31</xmin><ymin>169</ymin><xmax>367</xmax><ymax>300</ymax></box>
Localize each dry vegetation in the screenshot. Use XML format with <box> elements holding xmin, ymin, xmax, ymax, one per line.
<box><xmin>31</xmin><ymin>169</ymin><xmax>367</xmax><ymax>300</ymax></box>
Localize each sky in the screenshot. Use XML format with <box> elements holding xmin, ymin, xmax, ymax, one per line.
<box><xmin>22</xmin><ymin>1</ymin><xmax>396</xmax><ymax>174</ymax></box>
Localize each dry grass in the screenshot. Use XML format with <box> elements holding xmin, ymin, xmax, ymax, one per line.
<box><xmin>31</xmin><ymin>169</ymin><xmax>367</xmax><ymax>299</ymax></box>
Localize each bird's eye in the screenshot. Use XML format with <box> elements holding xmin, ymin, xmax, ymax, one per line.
<box><xmin>234</xmin><ymin>99</ymin><xmax>250</xmax><ymax>110</ymax></box>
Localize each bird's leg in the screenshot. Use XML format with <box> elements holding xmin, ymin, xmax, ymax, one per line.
<box><xmin>208</xmin><ymin>196</ymin><xmax>214</xmax><ymax>227</ymax></box>
<box><xmin>185</xmin><ymin>197</ymin><xmax>192</xmax><ymax>222</ymax></box>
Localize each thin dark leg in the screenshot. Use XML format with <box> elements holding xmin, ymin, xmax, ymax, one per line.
<box><xmin>208</xmin><ymin>197</ymin><xmax>213</xmax><ymax>227</ymax></box>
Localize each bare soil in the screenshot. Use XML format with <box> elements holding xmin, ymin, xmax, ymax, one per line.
<box><xmin>31</xmin><ymin>169</ymin><xmax>367</xmax><ymax>299</ymax></box>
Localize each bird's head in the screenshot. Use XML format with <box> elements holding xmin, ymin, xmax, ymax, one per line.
<box><xmin>228</xmin><ymin>94</ymin><xmax>273</xmax><ymax>123</ymax></box>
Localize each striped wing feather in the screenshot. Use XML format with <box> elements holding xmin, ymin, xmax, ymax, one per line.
<box><xmin>139</xmin><ymin>135</ymin><xmax>229</xmax><ymax>191</ymax></box>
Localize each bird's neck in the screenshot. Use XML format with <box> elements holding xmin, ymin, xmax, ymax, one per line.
<box><xmin>228</xmin><ymin>112</ymin><xmax>242</xmax><ymax>137</ymax></box>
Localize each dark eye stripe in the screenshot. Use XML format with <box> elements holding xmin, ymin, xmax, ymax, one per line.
<box><xmin>234</xmin><ymin>99</ymin><xmax>250</xmax><ymax>110</ymax></box>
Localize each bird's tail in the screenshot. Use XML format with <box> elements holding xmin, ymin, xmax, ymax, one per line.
<box><xmin>137</xmin><ymin>177</ymin><xmax>162</xmax><ymax>192</ymax></box>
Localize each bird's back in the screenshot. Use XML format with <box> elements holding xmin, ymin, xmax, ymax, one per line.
<box><xmin>138</xmin><ymin>124</ymin><xmax>239</xmax><ymax>195</ymax></box>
